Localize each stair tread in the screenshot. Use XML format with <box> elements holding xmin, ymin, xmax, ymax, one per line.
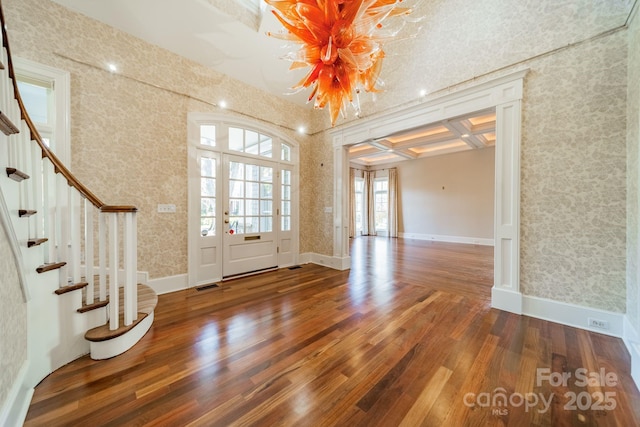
<box><xmin>0</xmin><ymin>110</ymin><xmax>19</xmax><ymax>135</ymax></box>
<box><xmin>27</xmin><ymin>237</ymin><xmax>48</xmax><ymax>248</ymax></box>
<box><xmin>77</xmin><ymin>298</ymin><xmax>109</xmax><ymax>313</ymax></box>
<box><xmin>54</xmin><ymin>282</ymin><xmax>88</xmax><ymax>295</ymax></box>
<box><xmin>85</xmin><ymin>283</ymin><xmax>157</xmax><ymax>342</ymax></box>
<box><xmin>6</xmin><ymin>167</ymin><xmax>29</xmax><ymax>182</ymax></box>
<box><xmin>36</xmin><ymin>262</ymin><xmax>66</xmax><ymax>274</ymax></box>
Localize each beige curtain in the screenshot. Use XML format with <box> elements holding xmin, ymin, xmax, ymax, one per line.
<box><xmin>349</xmin><ymin>168</ymin><xmax>356</xmax><ymax>238</ymax></box>
<box><xmin>388</xmin><ymin>167</ymin><xmax>399</xmax><ymax>238</ymax></box>
<box><xmin>363</xmin><ymin>170</ymin><xmax>377</xmax><ymax>236</ymax></box>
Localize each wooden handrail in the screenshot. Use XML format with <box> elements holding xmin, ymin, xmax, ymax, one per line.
<box><xmin>100</xmin><ymin>205</ymin><xmax>138</xmax><ymax>213</ymax></box>
<box><xmin>0</xmin><ymin>1</ymin><xmax>134</xmax><ymax>211</ymax></box>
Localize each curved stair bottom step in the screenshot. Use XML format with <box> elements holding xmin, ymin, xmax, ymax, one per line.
<box><xmin>88</xmin><ymin>311</ymin><xmax>154</xmax><ymax>360</ymax></box>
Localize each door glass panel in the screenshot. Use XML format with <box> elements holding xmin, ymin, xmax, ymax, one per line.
<box><xmin>246</xmin><ymin>130</ymin><xmax>259</xmax><ymax>154</ymax></box>
<box><xmin>260</xmin><ymin>216</ymin><xmax>272</xmax><ymax>232</ymax></box>
<box><xmin>229</xmin><ymin>127</ymin><xmax>244</xmax><ymax>152</ymax></box>
<box><xmin>201</xmin><ymin>198</ymin><xmax>215</xmax><ymax>216</ymax></box>
<box><xmin>246</xmin><ymin>199</ymin><xmax>260</xmax><ymax>216</ymax></box>
<box><xmin>260</xmin><ymin>136</ymin><xmax>273</xmax><ymax>158</ymax></box>
<box><xmin>260</xmin><ymin>166</ymin><xmax>273</xmax><ymax>182</ymax></box>
<box><xmin>260</xmin><ymin>183</ymin><xmax>272</xmax><ymax>198</ymax></box>
<box><xmin>246</xmin><ymin>182</ymin><xmax>259</xmax><ymax>198</ymax></box>
<box><xmin>260</xmin><ymin>200</ymin><xmax>272</xmax><ymax>215</ymax></box>
<box><xmin>246</xmin><ymin>164</ymin><xmax>259</xmax><ymax>181</ymax></box>
<box><xmin>281</xmin><ymin>144</ymin><xmax>291</xmax><ymax>162</ymax></box>
<box><xmin>281</xmin><ymin>168</ymin><xmax>292</xmax><ymax>231</ymax></box>
<box><xmin>201</xmin><ymin>157</ymin><xmax>215</xmax><ymax>176</ymax></box>
<box><xmin>200</xmin><ymin>125</ymin><xmax>216</xmax><ymax>146</ymax></box>
<box><xmin>227</xmin><ymin>158</ymin><xmax>273</xmax><ymax>235</ymax></box>
<box><xmin>230</xmin><ymin>199</ymin><xmax>244</xmax><ymax>215</ymax></box>
<box><xmin>246</xmin><ymin>217</ymin><xmax>260</xmax><ymax>233</ymax></box>
<box><xmin>229</xmin><ymin>161</ymin><xmax>244</xmax><ymax>179</ymax></box>
<box><xmin>282</xmin><ymin>216</ymin><xmax>290</xmax><ymax>231</ymax></box>
<box><xmin>201</xmin><ymin>217</ymin><xmax>215</xmax><ymax>236</ymax></box>
<box><xmin>199</xmin><ymin>155</ymin><xmax>216</xmax><ymax>236</ymax></box>
<box><xmin>201</xmin><ymin>178</ymin><xmax>215</xmax><ymax>196</ymax></box>
<box><xmin>229</xmin><ymin>181</ymin><xmax>244</xmax><ymax>198</ymax></box>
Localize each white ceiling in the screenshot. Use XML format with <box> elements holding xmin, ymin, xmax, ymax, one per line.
<box><xmin>49</xmin><ymin>0</ymin><xmax>496</xmax><ymax>165</ymax></box>
<box><xmin>50</xmin><ymin>0</ymin><xmax>310</xmax><ymax>106</ymax></box>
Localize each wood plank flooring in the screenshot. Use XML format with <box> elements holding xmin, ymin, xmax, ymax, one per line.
<box><xmin>24</xmin><ymin>238</ymin><xmax>640</xmax><ymax>426</ymax></box>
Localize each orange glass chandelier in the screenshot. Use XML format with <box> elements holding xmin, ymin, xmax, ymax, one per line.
<box><xmin>265</xmin><ymin>0</ymin><xmax>414</xmax><ymax>126</ymax></box>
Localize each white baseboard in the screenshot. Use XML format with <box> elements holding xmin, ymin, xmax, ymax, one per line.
<box><xmin>148</xmin><ymin>273</ymin><xmax>188</xmax><ymax>295</ymax></box>
<box><xmin>491</xmin><ymin>287</ymin><xmax>523</xmax><ymax>314</ymax></box>
<box><xmin>522</xmin><ymin>294</ymin><xmax>624</xmax><ymax>338</ymax></box>
<box><xmin>399</xmin><ymin>232</ymin><xmax>494</xmax><ymax>246</ymax></box>
<box><xmin>299</xmin><ymin>252</ymin><xmax>351</xmax><ymax>270</ymax></box>
<box><xmin>0</xmin><ymin>361</ymin><xmax>34</xmax><ymax>427</ymax></box>
<box><xmin>624</xmin><ymin>316</ymin><xmax>640</xmax><ymax>389</ymax></box>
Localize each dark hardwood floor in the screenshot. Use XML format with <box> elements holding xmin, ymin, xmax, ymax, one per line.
<box><xmin>24</xmin><ymin>238</ymin><xmax>640</xmax><ymax>426</ymax></box>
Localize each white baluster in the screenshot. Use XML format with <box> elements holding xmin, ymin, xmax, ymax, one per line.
<box><xmin>99</xmin><ymin>212</ymin><xmax>107</xmax><ymax>302</ymax></box>
<box><xmin>43</xmin><ymin>160</ymin><xmax>55</xmax><ymax>264</ymax></box>
<box><xmin>124</xmin><ymin>212</ymin><xmax>136</xmax><ymax>325</ymax></box>
<box><xmin>31</xmin><ymin>138</ymin><xmax>43</xmax><ymax>239</ymax></box>
<box><xmin>108</xmin><ymin>213</ymin><xmax>119</xmax><ymax>330</ymax></box>
<box><xmin>85</xmin><ymin>201</ymin><xmax>94</xmax><ymax>305</ymax></box>
<box><xmin>19</xmin><ymin>127</ymin><xmax>32</xmax><ymax>233</ymax></box>
<box><xmin>70</xmin><ymin>189</ymin><xmax>81</xmax><ymax>285</ymax></box>
<box><xmin>0</xmin><ymin>48</ymin><xmax>7</xmax><ymax>113</ymax></box>
<box><xmin>57</xmin><ymin>173</ymin><xmax>69</xmax><ymax>286</ymax></box>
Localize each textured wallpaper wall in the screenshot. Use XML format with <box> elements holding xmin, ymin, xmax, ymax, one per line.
<box><xmin>0</xmin><ymin>225</ymin><xmax>27</xmax><ymax>409</ymax></box>
<box><xmin>519</xmin><ymin>31</ymin><xmax>627</xmax><ymax>313</ymax></box>
<box><xmin>627</xmin><ymin>7</ymin><xmax>640</xmax><ymax>328</ymax></box>
<box><xmin>4</xmin><ymin>0</ymin><xmax>317</xmax><ymax>278</ymax></box>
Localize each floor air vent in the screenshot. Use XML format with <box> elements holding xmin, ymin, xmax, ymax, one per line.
<box><xmin>196</xmin><ymin>283</ymin><xmax>220</xmax><ymax>291</ymax></box>
<box><xmin>288</xmin><ymin>265</ymin><xmax>302</xmax><ymax>270</ymax></box>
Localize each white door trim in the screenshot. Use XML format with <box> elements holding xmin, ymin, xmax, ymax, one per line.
<box><xmin>187</xmin><ymin>113</ymin><xmax>300</xmax><ymax>287</ymax></box>
<box><xmin>329</xmin><ymin>69</ymin><xmax>528</xmax><ymax>314</ymax></box>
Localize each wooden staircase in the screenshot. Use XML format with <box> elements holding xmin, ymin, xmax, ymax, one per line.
<box><xmin>0</xmin><ymin>0</ymin><xmax>156</xmax><ymax>387</ymax></box>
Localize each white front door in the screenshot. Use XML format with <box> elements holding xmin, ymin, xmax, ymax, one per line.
<box><xmin>222</xmin><ymin>154</ymin><xmax>278</xmax><ymax>277</ymax></box>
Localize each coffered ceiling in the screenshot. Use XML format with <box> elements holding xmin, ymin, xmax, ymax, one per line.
<box><xmin>349</xmin><ymin>109</ymin><xmax>496</xmax><ymax>166</ymax></box>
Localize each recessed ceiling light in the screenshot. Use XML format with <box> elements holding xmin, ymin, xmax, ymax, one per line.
<box><xmin>297</xmin><ymin>126</ymin><xmax>306</xmax><ymax>134</ymax></box>
<box><xmin>419</xmin><ymin>89</ymin><xmax>427</xmax><ymax>97</ymax></box>
<box><xmin>461</xmin><ymin>133</ymin><xmax>470</xmax><ymax>138</ymax></box>
<box><xmin>107</xmin><ymin>63</ymin><xmax>117</xmax><ymax>73</ymax></box>
<box><xmin>219</xmin><ymin>100</ymin><xmax>227</xmax><ymax>109</ymax></box>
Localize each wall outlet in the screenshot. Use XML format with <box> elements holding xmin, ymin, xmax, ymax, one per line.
<box><xmin>157</xmin><ymin>204</ymin><xmax>176</xmax><ymax>213</ymax></box>
<box><xmin>588</xmin><ymin>318</ymin><xmax>609</xmax><ymax>330</ymax></box>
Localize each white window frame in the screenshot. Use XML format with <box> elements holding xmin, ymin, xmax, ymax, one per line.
<box><xmin>14</xmin><ymin>57</ymin><xmax>71</xmax><ymax>166</ymax></box>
